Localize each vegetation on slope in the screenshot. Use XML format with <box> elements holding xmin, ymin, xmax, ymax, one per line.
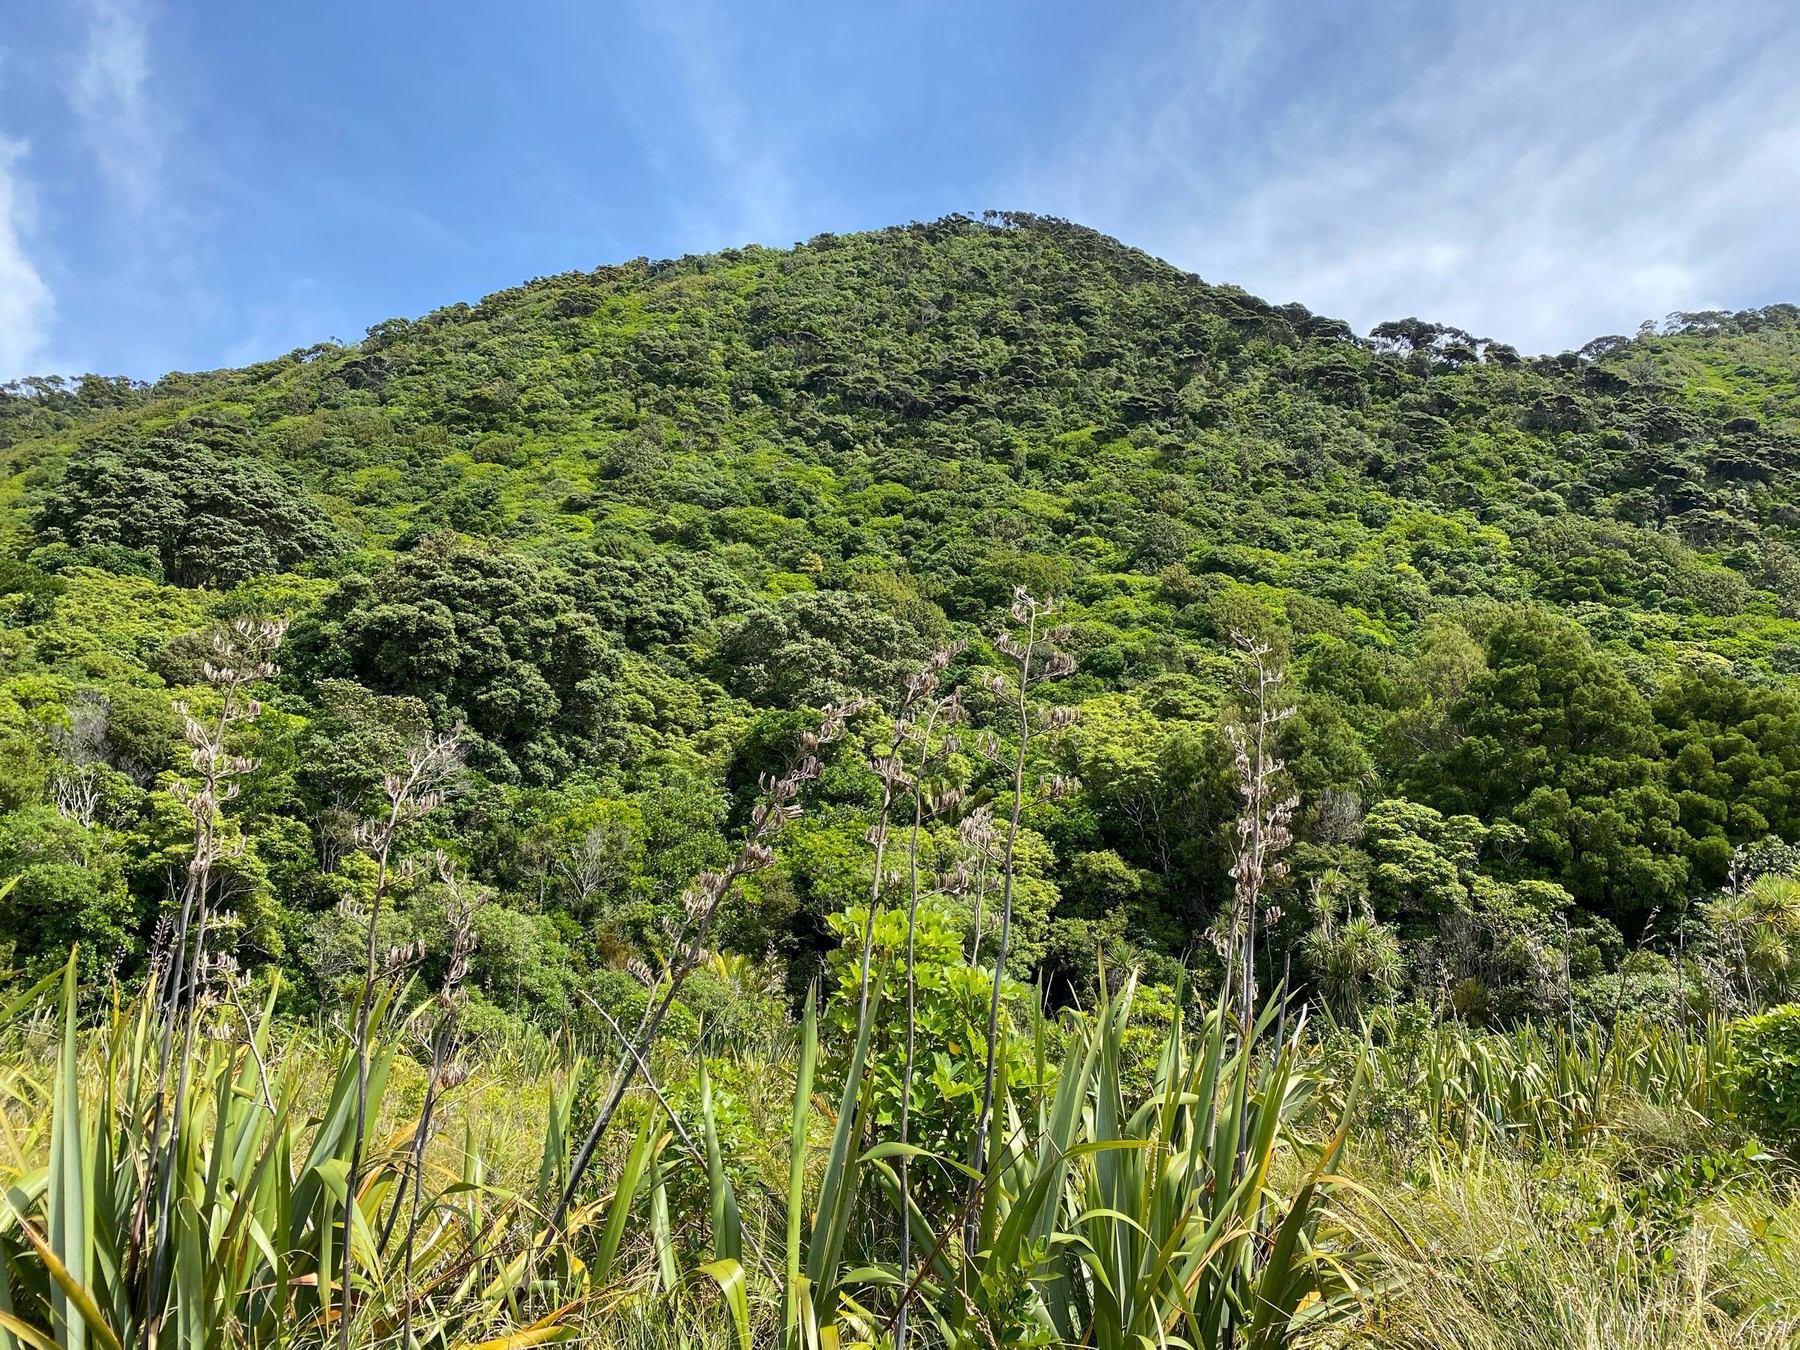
<box><xmin>0</xmin><ymin>211</ymin><xmax>1799</xmax><ymax>1345</ymax></box>
<box><xmin>3</xmin><ymin>212</ymin><xmax>1799</xmax><ymax>1029</ymax></box>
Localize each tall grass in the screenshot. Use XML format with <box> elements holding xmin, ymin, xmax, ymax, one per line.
<box><xmin>1325</xmin><ymin>1147</ymin><xmax>1800</xmax><ymax>1348</ymax></box>
<box><xmin>1</xmin><ymin>930</ymin><xmax>1789</xmax><ymax>1349</ymax></box>
<box><xmin>1339</xmin><ymin>1004</ymin><xmax>1732</xmax><ymax>1158</ymax></box>
<box><xmin>0</xmin><ymin>956</ymin><xmax>1355</xmax><ymax>1349</ymax></box>
<box><xmin>1311</xmin><ymin>1004</ymin><xmax>1799</xmax><ymax>1349</ymax></box>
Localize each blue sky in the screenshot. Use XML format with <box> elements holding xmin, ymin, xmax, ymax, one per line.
<box><xmin>3</xmin><ymin>0</ymin><xmax>1798</xmax><ymax>382</ymax></box>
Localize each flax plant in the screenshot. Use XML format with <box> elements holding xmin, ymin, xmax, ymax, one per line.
<box><xmin>960</xmin><ymin>807</ymin><xmax>1000</xmax><ymax>966</ymax></box>
<box><xmin>337</xmin><ymin>726</ymin><xmax>462</xmax><ymax>1350</ymax></box>
<box><xmin>894</xmin><ymin>649</ymin><xmax>966</xmax><ymax>1350</ymax></box>
<box><xmin>385</xmin><ymin>852</ymin><xmax>485</xmax><ymax>1348</ymax></box>
<box><xmin>966</xmin><ymin>587</ymin><xmax>1077</xmax><ymax>1233</ymax></box>
<box><xmin>1218</xmin><ymin>633</ymin><xmax>1298</xmax><ymax>1036</ymax></box>
<box><xmin>549</xmin><ymin>702</ymin><xmax>856</xmax><ymax>1239</ymax></box>
<box><xmin>138</xmin><ymin>617</ymin><xmax>285</xmax><ymax>1345</ymax></box>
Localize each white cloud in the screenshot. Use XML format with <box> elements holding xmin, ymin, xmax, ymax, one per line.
<box><xmin>72</xmin><ymin>0</ymin><xmax>162</xmax><ymax>216</ymax></box>
<box><xmin>628</xmin><ymin>0</ymin><xmax>803</xmax><ymax>249</ymax></box>
<box><xmin>1012</xmin><ymin>1</ymin><xmax>1800</xmax><ymax>353</ymax></box>
<box><xmin>0</xmin><ymin>133</ymin><xmax>53</xmax><ymax>378</ymax></box>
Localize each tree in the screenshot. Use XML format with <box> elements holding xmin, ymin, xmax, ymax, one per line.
<box><xmin>1055</xmin><ymin>692</ymin><xmax>1234</xmax><ymax>922</ymax></box>
<box><xmin>552</xmin><ymin>798</ymin><xmax>645</xmax><ymax>916</ymax></box>
<box><xmin>297</xmin><ymin>679</ymin><xmax>434</xmax><ymax>865</ymax></box>
<box><xmin>1299</xmin><ymin>872</ymin><xmax>1401</xmax><ymax>1018</ymax></box>
<box><xmin>34</xmin><ymin>438</ymin><xmax>341</xmax><ymax>587</ymax></box>
<box><xmin>1705</xmin><ymin>872</ymin><xmax>1800</xmax><ymax>1011</ymax></box>
<box><xmin>1411</xmin><ymin>610</ymin><xmax>1685</xmax><ymax>921</ymax></box>
<box><xmin>1364</xmin><ymin>797</ymin><xmax>1483</xmax><ymax>930</ymax></box>
<box><xmin>0</xmin><ymin>806</ymin><xmax>137</xmax><ymax>979</ymax></box>
<box><xmin>715</xmin><ymin>590</ymin><xmax>927</xmax><ymax>709</ymax></box>
<box><xmin>575</xmin><ymin>545</ymin><xmax>747</xmax><ymax>651</ymax></box>
<box><xmin>1358</xmin><ymin>795</ymin><xmax>1575</xmax><ymax>1019</ymax></box>
<box><xmin>287</xmin><ymin>539</ymin><xmax>624</xmax><ymax>784</ymax></box>
<box><xmin>1655</xmin><ymin>669</ymin><xmax>1800</xmax><ymax>886</ymax></box>
<box><xmin>1381</xmin><ymin>616</ymin><xmax>1485</xmax><ymax>766</ymax></box>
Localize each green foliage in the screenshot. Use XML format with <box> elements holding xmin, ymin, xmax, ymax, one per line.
<box><xmin>2</xmin><ymin>214</ymin><xmax>1800</xmax><ymax>1040</ymax></box>
<box><xmin>1705</xmin><ymin>873</ymin><xmax>1800</xmax><ymax>1010</ymax></box>
<box><xmin>1410</xmin><ymin>609</ymin><xmax>1687</xmax><ymax>919</ymax></box>
<box><xmin>0</xmin><ymin>806</ymin><xmax>139</xmax><ymax>979</ymax></box>
<box><xmin>286</xmin><ymin>537</ymin><xmax>624</xmax><ymax>783</ymax></box>
<box><xmin>823</xmin><ymin>902</ymin><xmax>1032</xmax><ymax>1209</ymax></box>
<box><xmin>715</xmin><ymin>589</ymin><xmax>926</xmax><ymax>708</ymax></box>
<box><xmin>1726</xmin><ymin>1004</ymin><xmax>1800</xmax><ymax>1146</ymax></box>
<box><xmin>1301</xmin><ymin>874</ymin><xmax>1404</xmax><ymax>1017</ymax></box>
<box><xmin>34</xmin><ymin>435</ymin><xmax>341</xmax><ymax>587</ymax></box>
<box><xmin>6</xmin><ymin>213</ymin><xmax>1800</xmax><ymax>1350</ymax></box>
<box><xmin>1656</xmin><ymin>671</ymin><xmax>1800</xmax><ymax>886</ymax></box>
<box><xmin>0</xmin><ymin>941</ymin><xmax>1790</xmax><ymax>1349</ymax></box>
<box><xmin>295</xmin><ymin>677</ymin><xmax>434</xmax><ymax>818</ymax></box>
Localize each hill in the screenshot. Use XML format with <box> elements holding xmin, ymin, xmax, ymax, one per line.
<box><xmin>2</xmin><ymin>211</ymin><xmax>1799</xmax><ymax>1025</ymax></box>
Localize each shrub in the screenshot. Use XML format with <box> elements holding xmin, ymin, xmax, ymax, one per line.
<box><xmin>1725</xmin><ymin>1004</ymin><xmax>1800</xmax><ymax>1147</ymax></box>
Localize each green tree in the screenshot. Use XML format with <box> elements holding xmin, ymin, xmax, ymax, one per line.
<box><xmin>1299</xmin><ymin>873</ymin><xmax>1402</xmax><ymax>1018</ymax></box>
<box><xmin>1705</xmin><ymin>873</ymin><xmax>1800</xmax><ymax>1011</ymax></box>
<box><xmin>1411</xmin><ymin>610</ymin><xmax>1685</xmax><ymax>919</ymax></box>
<box><xmin>34</xmin><ymin>438</ymin><xmax>341</xmax><ymax>587</ymax></box>
<box><xmin>0</xmin><ymin>805</ymin><xmax>139</xmax><ymax>978</ymax></box>
<box><xmin>287</xmin><ymin>539</ymin><xmax>623</xmax><ymax>784</ymax></box>
<box><xmin>1655</xmin><ymin>669</ymin><xmax>1800</xmax><ymax>886</ymax></box>
<box><xmin>715</xmin><ymin>590</ymin><xmax>926</xmax><ymax>709</ymax></box>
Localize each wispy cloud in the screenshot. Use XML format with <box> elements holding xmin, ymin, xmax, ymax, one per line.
<box><xmin>1013</xmin><ymin>1</ymin><xmax>1800</xmax><ymax>352</ymax></box>
<box><xmin>0</xmin><ymin>131</ymin><xmax>53</xmax><ymax>379</ymax></box>
<box><xmin>627</xmin><ymin>0</ymin><xmax>803</xmax><ymax>249</ymax></box>
<box><xmin>71</xmin><ymin>0</ymin><xmax>163</xmax><ymax>216</ymax></box>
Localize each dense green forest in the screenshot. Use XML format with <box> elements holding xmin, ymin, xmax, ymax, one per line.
<box><xmin>5</xmin><ymin>211</ymin><xmax>1798</xmax><ymax>1030</ymax></box>
<box><xmin>4</xmin><ymin>212</ymin><xmax>1800</xmax><ymax>1348</ymax></box>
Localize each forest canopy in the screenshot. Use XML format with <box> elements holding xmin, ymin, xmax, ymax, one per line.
<box><xmin>2</xmin><ymin>211</ymin><xmax>1799</xmax><ymax>1032</ymax></box>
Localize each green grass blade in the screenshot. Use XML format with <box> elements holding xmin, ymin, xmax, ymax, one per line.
<box><xmin>700</xmin><ymin>1058</ymin><xmax>742</xmax><ymax>1265</ymax></box>
<box><xmin>784</xmin><ymin>991</ymin><xmax>819</xmax><ymax>1350</ymax></box>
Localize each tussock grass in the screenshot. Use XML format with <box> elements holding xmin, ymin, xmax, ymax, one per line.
<box><xmin>1321</xmin><ymin>1147</ymin><xmax>1800</xmax><ymax>1349</ymax></box>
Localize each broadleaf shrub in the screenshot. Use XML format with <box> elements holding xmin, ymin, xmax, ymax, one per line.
<box><xmin>1725</xmin><ymin>1004</ymin><xmax>1800</xmax><ymax>1147</ymax></box>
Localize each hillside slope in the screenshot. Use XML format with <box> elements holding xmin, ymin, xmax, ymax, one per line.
<box><xmin>2</xmin><ymin>212</ymin><xmax>1799</xmax><ymax>1021</ymax></box>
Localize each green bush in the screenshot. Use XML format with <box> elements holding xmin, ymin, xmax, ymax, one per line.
<box><xmin>824</xmin><ymin>902</ymin><xmax>1040</xmax><ymax>1216</ymax></box>
<box><xmin>1725</xmin><ymin>1004</ymin><xmax>1800</xmax><ymax>1146</ymax></box>
<box><xmin>34</xmin><ymin>437</ymin><xmax>342</xmax><ymax>587</ymax></box>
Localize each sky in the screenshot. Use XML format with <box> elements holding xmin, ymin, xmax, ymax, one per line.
<box><xmin>3</xmin><ymin>0</ymin><xmax>1798</xmax><ymax>383</ymax></box>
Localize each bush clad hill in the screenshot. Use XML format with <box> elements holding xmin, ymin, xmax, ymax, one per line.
<box><xmin>2</xmin><ymin>210</ymin><xmax>1800</xmax><ymax>1028</ymax></box>
<box><xmin>6</xmin><ymin>213</ymin><xmax>1800</xmax><ymax>1350</ymax></box>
